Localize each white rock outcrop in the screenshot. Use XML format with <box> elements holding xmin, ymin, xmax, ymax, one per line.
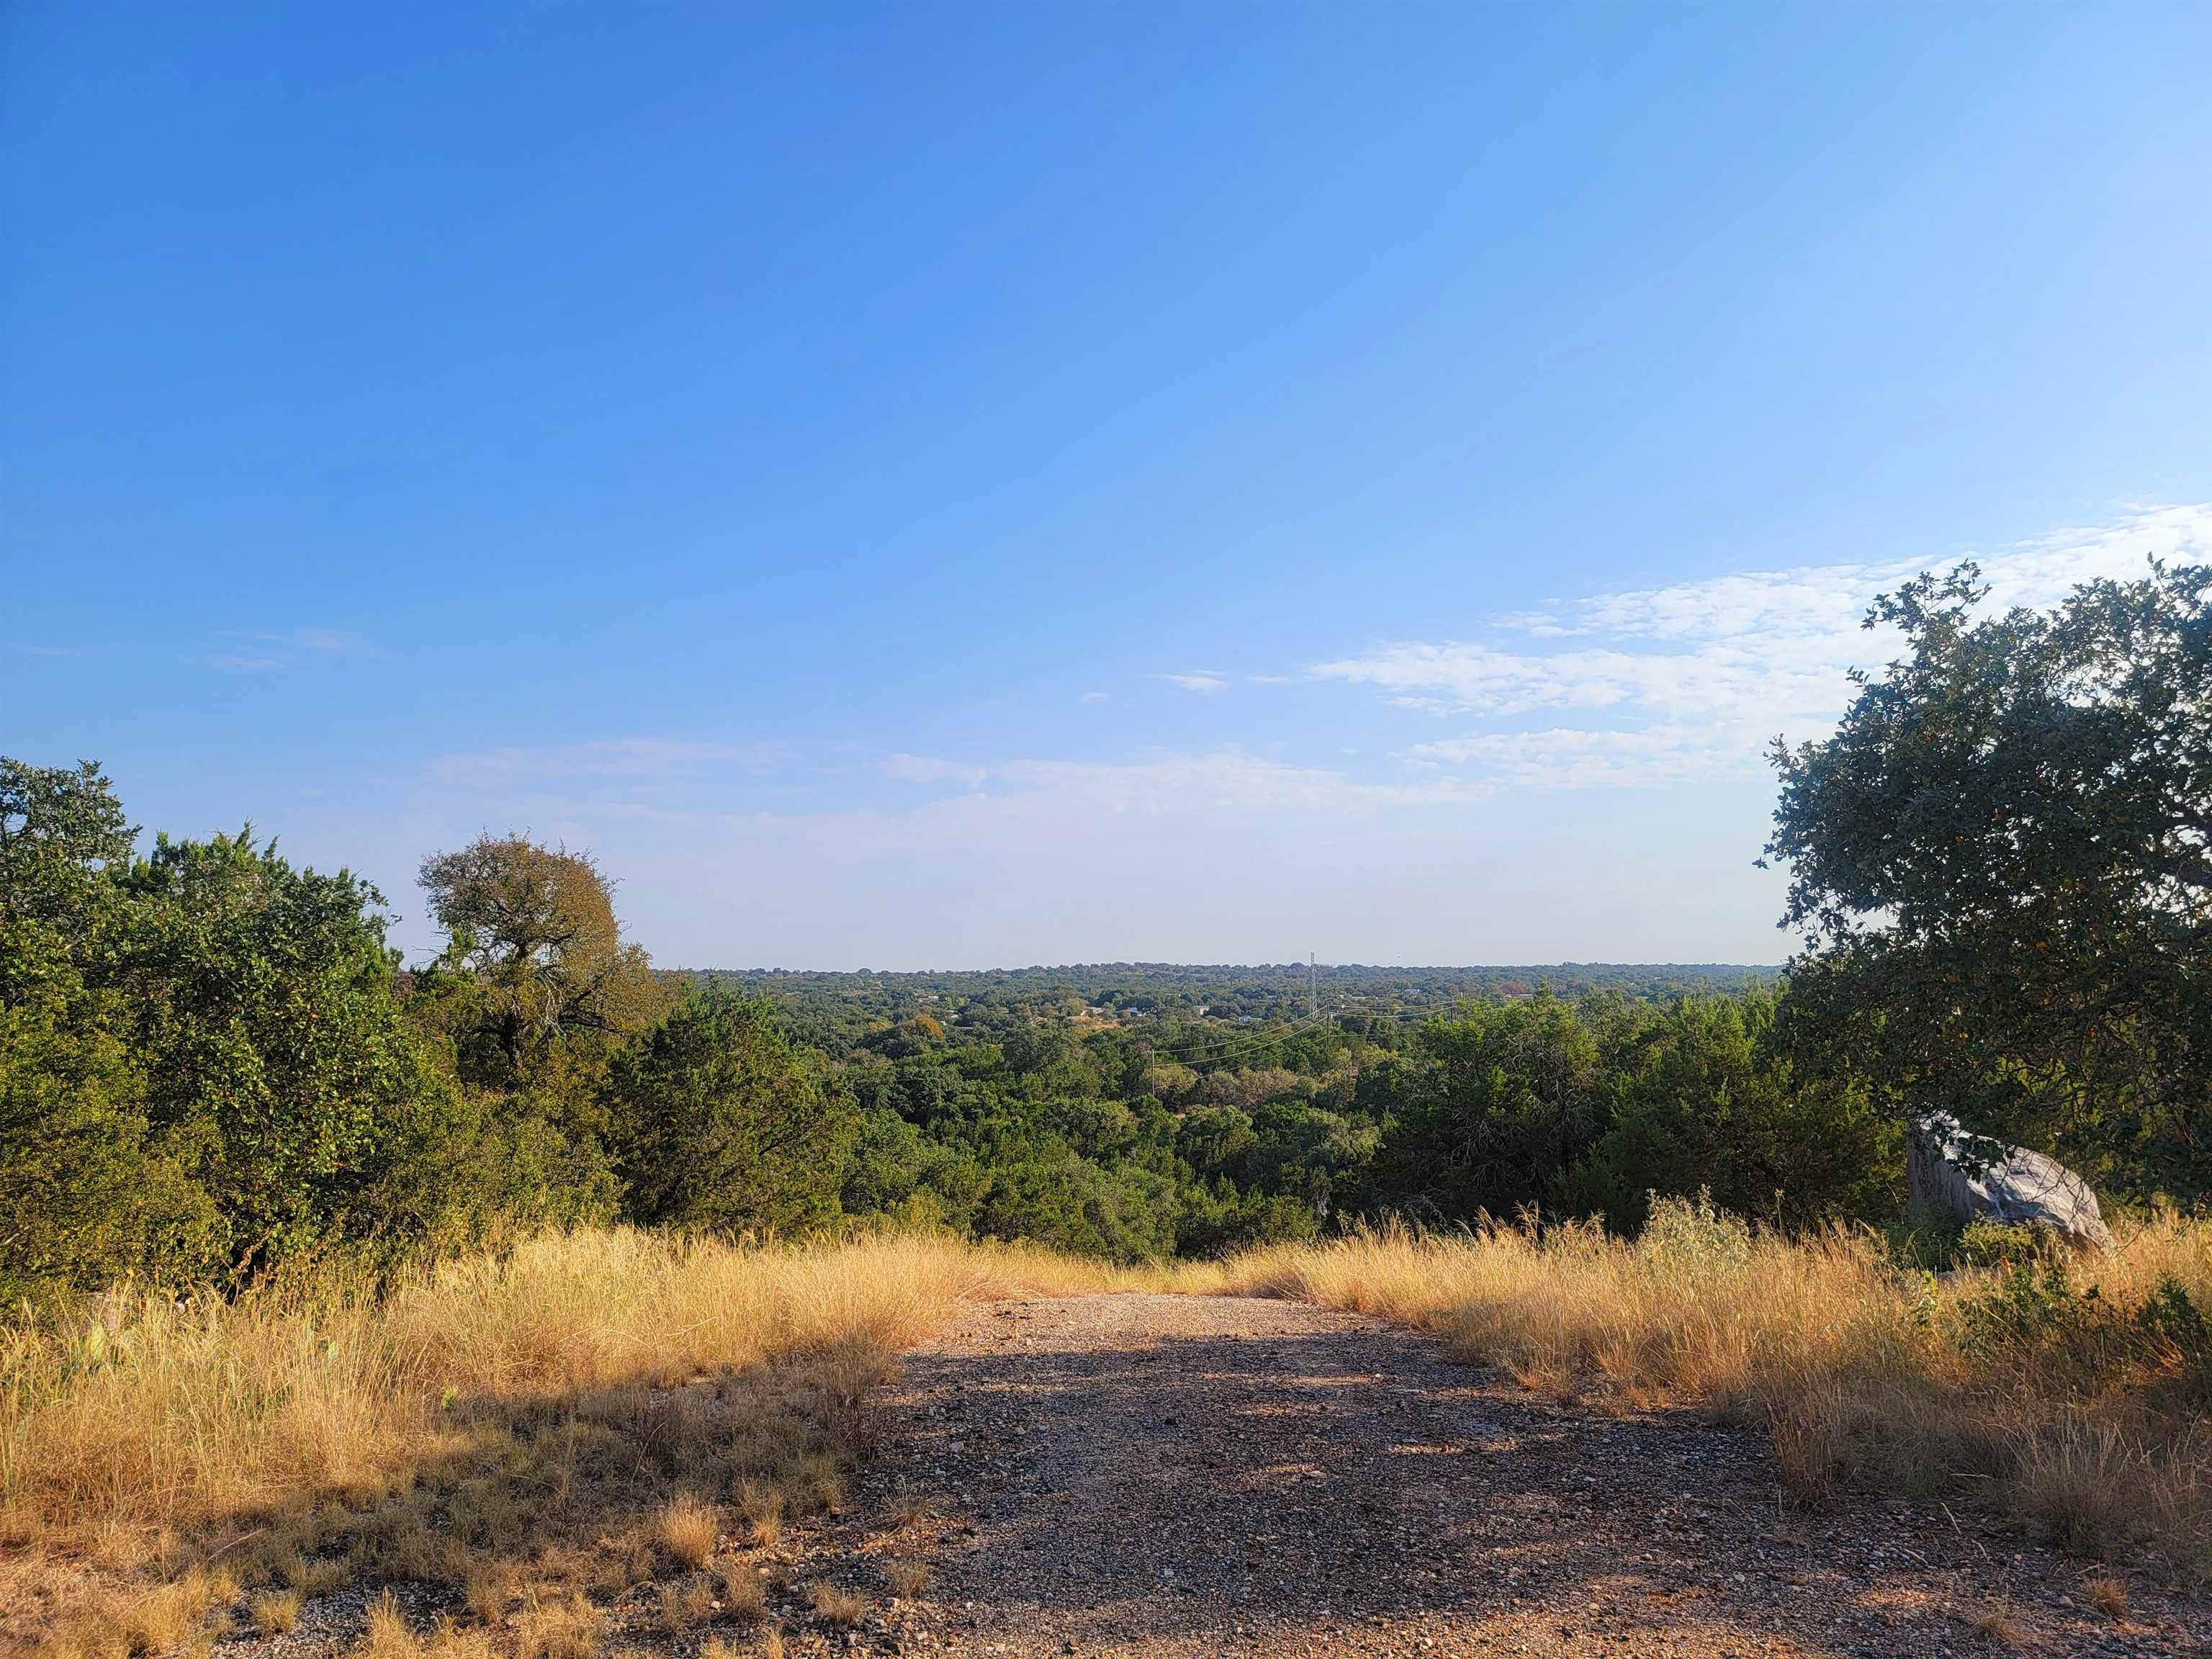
<box><xmin>1907</xmin><ymin>1112</ymin><xmax>2113</xmax><ymax>1251</ymax></box>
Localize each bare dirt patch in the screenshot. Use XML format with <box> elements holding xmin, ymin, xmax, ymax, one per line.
<box><xmin>780</xmin><ymin>1292</ymin><xmax>2205</xmax><ymax>1657</ymax></box>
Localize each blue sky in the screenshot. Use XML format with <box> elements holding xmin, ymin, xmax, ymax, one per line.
<box><xmin>7</xmin><ymin>3</ymin><xmax>2212</xmax><ymax>968</ymax></box>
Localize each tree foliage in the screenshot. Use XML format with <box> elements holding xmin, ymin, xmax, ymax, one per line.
<box><xmin>1364</xmin><ymin>993</ymin><xmax>1609</xmax><ymax>1223</ymax></box>
<box><xmin>416</xmin><ymin>835</ymin><xmax>667</xmax><ymax>1086</ymax></box>
<box><xmin>1</xmin><ymin>763</ymin><xmax>464</xmax><ymax>1295</ymax></box>
<box><xmin>1766</xmin><ymin>561</ymin><xmax>2212</xmax><ymax>1198</ymax></box>
<box><xmin>606</xmin><ymin>989</ymin><xmax>851</xmax><ymax>1235</ymax></box>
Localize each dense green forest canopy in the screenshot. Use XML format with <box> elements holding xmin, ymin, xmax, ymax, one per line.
<box><xmin>678</xmin><ymin>962</ymin><xmax>1773</xmax><ymax>1055</ymax></box>
<box><xmin>4</xmin><ymin>559</ymin><xmax>2207</xmax><ymax>1303</ymax></box>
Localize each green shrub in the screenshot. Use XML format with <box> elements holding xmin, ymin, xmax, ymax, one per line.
<box><xmin>605</xmin><ymin>989</ymin><xmax>854</xmax><ymax>1236</ymax></box>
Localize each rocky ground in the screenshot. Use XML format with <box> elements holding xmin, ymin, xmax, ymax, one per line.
<box><xmin>765</xmin><ymin>1292</ymin><xmax>2204</xmax><ymax>1658</ymax></box>
<box><xmin>214</xmin><ymin>1292</ymin><xmax>2208</xmax><ymax>1659</ymax></box>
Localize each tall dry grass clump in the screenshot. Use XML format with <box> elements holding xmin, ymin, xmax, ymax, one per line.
<box><xmin>0</xmin><ymin>1228</ymin><xmax>1130</xmax><ymax>1658</ymax></box>
<box><xmin>1217</xmin><ymin>1197</ymin><xmax>2212</xmax><ymax>1574</ymax></box>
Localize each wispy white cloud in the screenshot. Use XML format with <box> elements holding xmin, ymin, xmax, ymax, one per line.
<box><xmin>428</xmin><ymin>738</ymin><xmax>783</xmax><ymax>785</ymax></box>
<box><xmin>204</xmin><ymin>626</ymin><xmax>386</xmax><ymax>670</ymax></box>
<box><xmin>377</xmin><ymin>506</ymin><xmax>2208</xmax><ymax>966</ymax></box>
<box><xmin>984</xmin><ymin>750</ymin><xmax>1489</xmax><ymax>815</ymax></box>
<box><xmin>1406</xmin><ymin>724</ymin><xmax>1758</xmax><ymax>788</ymax></box>
<box><xmin>1079</xmin><ymin>690</ymin><xmax>1112</xmax><ymax>704</ymax></box>
<box><xmin>290</xmin><ymin>626</ymin><xmax>378</xmax><ymax>657</ymax></box>
<box><xmin>1316</xmin><ymin>504</ymin><xmax>2212</xmax><ymax>789</ymax></box>
<box><xmin>397</xmin><ymin>742</ymin><xmax>1762</xmax><ymax>969</ymax></box>
<box><xmin>883</xmin><ymin>752</ymin><xmax>986</xmax><ymax>788</ymax></box>
<box><xmin>1159</xmin><ymin>670</ymin><xmax>1228</xmax><ymax>694</ymax></box>
<box><xmin>421</xmin><ymin>743</ymin><xmax>1491</xmax><ymax>845</ymax></box>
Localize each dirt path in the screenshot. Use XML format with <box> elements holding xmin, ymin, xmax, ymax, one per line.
<box><xmin>785</xmin><ymin>1292</ymin><xmax>2203</xmax><ymax>1658</ymax></box>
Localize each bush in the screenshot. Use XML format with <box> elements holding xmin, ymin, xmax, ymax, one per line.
<box><xmin>1956</xmin><ymin>1259</ymin><xmax>2212</xmax><ymax>1405</ymax></box>
<box><xmin>115</xmin><ymin>831</ymin><xmax>468</xmax><ymax>1280</ymax></box>
<box><xmin>3</xmin><ymin>757</ymin><xmax>475</xmax><ymax>1295</ymax></box>
<box><xmin>606</xmin><ymin>989</ymin><xmax>854</xmax><ymax>1236</ymax></box>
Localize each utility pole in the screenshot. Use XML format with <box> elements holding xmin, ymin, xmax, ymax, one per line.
<box><xmin>1309</xmin><ymin>953</ymin><xmax>1318</xmax><ymax>1020</ymax></box>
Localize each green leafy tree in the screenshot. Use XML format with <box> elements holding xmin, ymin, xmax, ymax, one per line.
<box><xmin>1766</xmin><ymin>562</ymin><xmax>2212</xmax><ymax>1197</ymax></box>
<box><xmin>1567</xmin><ymin>992</ymin><xmax>1899</xmax><ymax>1231</ymax></box>
<box><xmin>0</xmin><ymin>758</ymin><xmax>135</xmax><ymax>1003</ymax></box>
<box><xmin>119</xmin><ymin>832</ymin><xmax>463</xmax><ymax>1278</ymax></box>
<box><xmin>839</xmin><ymin>1106</ymin><xmax>989</xmax><ymax>1232</ymax></box>
<box><xmin>1364</xmin><ymin>992</ymin><xmax>1608</xmax><ymax>1222</ymax></box>
<box><xmin>1177</xmin><ymin>1105</ymin><xmax>1258</xmax><ymax>1182</ymax></box>
<box><xmin>1243</xmin><ymin>1098</ymin><xmax>1378</xmax><ymax>1214</ymax></box>
<box><xmin>415</xmin><ymin>835</ymin><xmax>668</xmax><ymax>1087</ymax></box>
<box><xmin>606</xmin><ymin>989</ymin><xmax>853</xmax><ymax>1235</ymax></box>
<box><xmin>1174</xmin><ymin>1181</ymin><xmax>1320</xmax><ymax>1258</ymax></box>
<box><xmin>0</xmin><ymin>762</ymin><xmax>205</xmax><ymax>1298</ymax></box>
<box><xmin>0</xmin><ymin>985</ymin><xmax>212</xmax><ymax>1303</ymax></box>
<box><xmin>974</xmin><ymin>1148</ymin><xmax>1178</xmax><ymax>1260</ymax></box>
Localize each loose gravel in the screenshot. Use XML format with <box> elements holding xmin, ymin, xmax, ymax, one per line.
<box><xmin>780</xmin><ymin>1292</ymin><xmax>2208</xmax><ymax>1658</ymax></box>
<box><xmin>204</xmin><ymin>1292</ymin><xmax>2208</xmax><ymax>1658</ymax></box>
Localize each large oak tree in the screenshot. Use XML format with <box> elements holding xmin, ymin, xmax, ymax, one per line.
<box><xmin>1766</xmin><ymin>562</ymin><xmax>2212</xmax><ymax>1199</ymax></box>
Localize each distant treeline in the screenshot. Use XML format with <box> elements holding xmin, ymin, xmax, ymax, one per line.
<box><xmin>5</xmin><ymin>559</ymin><xmax>2208</xmax><ymax>1301</ymax></box>
<box><xmin>676</xmin><ymin>961</ymin><xmax>1774</xmax><ymax>1052</ymax></box>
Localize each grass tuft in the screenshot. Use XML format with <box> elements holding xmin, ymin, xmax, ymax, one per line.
<box><xmin>361</xmin><ymin>1593</ymin><xmax>421</xmax><ymax>1659</ymax></box>
<box><xmin>653</xmin><ymin>1576</ymin><xmax>714</xmax><ymax>1634</ymax></box>
<box><xmin>250</xmin><ymin>1590</ymin><xmax>302</xmax><ymax>1637</ymax></box>
<box><xmin>512</xmin><ymin>1595</ymin><xmax>601</xmax><ymax>1659</ymax></box>
<box><xmin>733</xmin><ymin>1480</ymin><xmax>785</xmax><ymax>1549</ymax></box>
<box><xmin>1957</xmin><ymin>1597</ymin><xmax>2026</xmax><ymax>1648</ymax></box>
<box><xmin>716</xmin><ymin>1561</ymin><xmax>766</xmax><ymax>1623</ymax></box>
<box><xmin>883</xmin><ymin>1558</ymin><xmax>932</xmax><ymax>1599</ymax></box>
<box><xmin>804</xmin><ymin>1581</ymin><xmax>864</xmax><ymax>1627</ymax></box>
<box><xmin>652</xmin><ymin>1495</ymin><xmax>718</xmax><ymax>1570</ymax></box>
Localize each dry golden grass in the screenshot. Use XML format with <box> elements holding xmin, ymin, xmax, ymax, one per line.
<box><xmin>717</xmin><ymin>1560</ymin><xmax>766</xmax><ymax>1622</ymax></box>
<box><xmin>511</xmin><ymin>1593</ymin><xmax>601</xmax><ymax>1659</ymax></box>
<box><xmin>1958</xmin><ymin>1597</ymin><xmax>2026</xmax><ymax>1647</ymax></box>
<box><xmin>84</xmin><ymin>1567</ymin><xmax>240</xmax><ymax>1659</ymax></box>
<box><xmin>0</xmin><ymin>1229</ymin><xmax>1136</xmax><ymax>1658</ymax></box>
<box><xmin>362</xmin><ymin>1592</ymin><xmax>421</xmax><ymax>1659</ymax></box>
<box><xmin>1213</xmin><ymin>1203</ymin><xmax>2212</xmax><ymax>1573</ymax></box>
<box><xmin>249</xmin><ymin>1588</ymin><xmax>301</xmax><ymax>1637</ymax></box>
<box><xmin>463</xmin><ymin>1560</ymin><xmax>518</xmax><ymax>1624</ymax></box>
<box><xmin>733</xmin><ymin>1478</ymin><xmax>785</xmax><ymax>1548</ymax></box>
<box><xmin>652</xmin><ymin>1575</ymin><xmax>714</xmax><ymax>1634</ymax></box>
<box><xmin>420</xmin><ymin>1626</ymin><xmax>498</xmax><ymax>1659</ymax></box>
<box><xmin>15</xmin><ymin>1208</ymin><xmax>2207</xmax><ymax>1655</ymax></box>
<box><xmin>2083</xmin><ymin>1573</ymin><xmax>2130</xmax><ymax>1619</ymax></box>
<box><xmin>884</xmin><ymin>1483</ymin><xmax>932</xmax><ymax>1529</ymax></box>
<box><xmin>883</xmin><ymin>1557</ymin><xmax>932</xmax><ymax>1599</ymax></box>
<box><xmin>803</xmin><ymin>1580</ymin><xmax>864</xmax><ymax>1627</ymax></box>
<box><xmin>652</xmin><ymin>1494</ymin><xmax>718</xmax><ymax>1570</ymax></box>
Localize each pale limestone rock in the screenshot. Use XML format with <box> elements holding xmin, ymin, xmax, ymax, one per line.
<box><xmin>1908</xmin><ymin>1111</ymin><xmax>2113</xmax><ymax>1251</ymax></box>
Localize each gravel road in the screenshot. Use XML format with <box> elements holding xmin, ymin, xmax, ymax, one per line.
<box><xmin>783</xmin><ymin>1292</ymin><xmax>2206</xmax><ymax>1658</ymax></box>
